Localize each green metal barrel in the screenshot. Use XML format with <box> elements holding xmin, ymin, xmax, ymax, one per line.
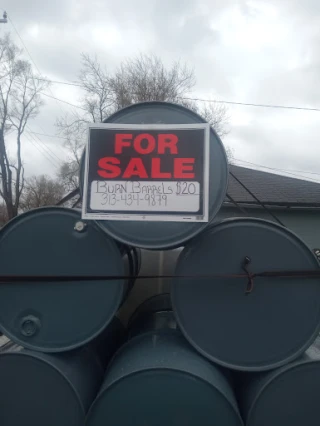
<box><xmin>79</xmin><ymin>101</ymin><xmax>229</xmax><ymax>249</ymax></box>
<box><xmin>0</xmin><ymin>207</ymin><xmax>137</xmax><ymax>352</ymax></box>
<box><xmin>0</xmin><ymin>318</ymin><xmax>125</xmax><ymax>426</ymax></box>
<box><xmin>238</xmin><ymin>336</ymin><xmax>320</xmax><ymax>426</ymax></box>
<box><xmin>86</xmin><ymin>295</ymin><xmax>243</xmax><ymax>426</ymax></box>
<box><xmin>171</xmin><ymin>218</ymin><xmax>320</xmax><ymax>371</ymax></box>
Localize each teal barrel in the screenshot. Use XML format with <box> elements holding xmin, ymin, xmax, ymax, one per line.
<box><xmin>79</xmin><ymin>101</ymin><xmax>229</xmax><ymax>250</ymax></box>
<box><xmin>171</xmin><ymin>218</ymin><xmax>320</xmax><ymax>371</ymax></box>
<box><xmin>238</xmin><ymin>336</ymin><xmax>320</xmax><ymax>426</ymax></box>
<box><xmin>0</xmin><ymin>318</ymin><xmax>125</xmax><ymax>426</ymax></box>
<box><xmin>0</xmin><ymin>207</ymin><xmax>138</xmax><ymax>352</ymax></box>
<box><xmin>86</xmin><ymin>295</ymin><xmax>243</xmax><ymax>426</ymax></box>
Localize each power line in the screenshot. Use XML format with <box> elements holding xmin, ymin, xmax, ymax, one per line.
<box><xmin>26</xmin><ymin>126</ymin><xmax>63</xmax><ymax>164</ymax></box>
<box><xmin>232</xmin><ymin>159</ymin><xmax>320</xmax><ymax>183</ymax></box>
<box><xmin>38</xmin><ymin>91</ymin><xmax>87</xmax><ymax>111</ymax></box>
<box><xmin>233</xmin><ymin>158</ymin><xmax>320</xmax><ymax>177</ymax></box>
<box><xmin>26</xmin><ymin>131</ymin><xmax>320</xmax><ymax>182</ymax></box>
<box><xmin>26</xmin><ymin>132</ymin><xmax>61</xmax><ymax>168</ymax></box>
<box><xmin>181</xmin><ymin>97</ymin><xmax>320</xmax><ymax>113</ymax></box>
<box><xmin>3</xmin><ymin>86</ymin><xmax>65</xmax><ymax>166</ymax></box>
<box><xmin>6</xmin><ymin>19</ymin><xmax>320</xmax><ymax>116</ymax></box>
<box><xmin>24</xmin><ymin>133</ymin><xmax>60</xmax><ymax>169</ymax></box>
<box><xmin>29</xmin><ymin>131</ymin><xmax>69</xmax><ymax>140</ymax></box>
<box><xmin>229</xmin><ymin>171</ymin><xmax>286</xmax><ymax>227</ymax></box>
<box><xmin>8</xmin><ymin>16</ymin><xmax>41</xmax><ymax>75</ymax></box>
<box><xmin>34</xmin><ymin>77</ymin><xmax>83</xmax><ymax>88</ymax></box>
<box><xmin>20</xmin><ymin>78</ymin><xmax>320</xmax><ymax>115</ymax></box>
<box><xmin>8</xmin><ymin>15</ymin><xmax>80</xmax><ymax>116</ymax></box>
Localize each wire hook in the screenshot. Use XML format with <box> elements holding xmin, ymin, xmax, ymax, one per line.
<box><xmin>242</xmin><ymin>256</ymin><xmax>254</xmax><ymax>295</ymax></box>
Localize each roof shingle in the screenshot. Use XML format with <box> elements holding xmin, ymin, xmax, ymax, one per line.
<box><xmin>227</xmin><ymin>165</ymin><xmax>320</xmax><ymax>207</ymax></box>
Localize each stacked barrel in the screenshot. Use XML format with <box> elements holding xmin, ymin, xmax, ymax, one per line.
<box><xmin>0</xmin><ymin>101</ymin><xmax>320</xmax><ymax>426</ymax></box>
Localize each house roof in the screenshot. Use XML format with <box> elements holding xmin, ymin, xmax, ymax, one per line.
<box><xmin>226</xmin><ymin>165</ymin><xmax>320</xmax><ymax>207</ymax></box>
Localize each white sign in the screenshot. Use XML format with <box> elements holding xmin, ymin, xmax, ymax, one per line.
<box><xmin>82</xmin><ymin>123</ymin><xmax>210</xmax><ymax>222</ymax></box>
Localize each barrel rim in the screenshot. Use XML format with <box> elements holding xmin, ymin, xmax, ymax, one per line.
<box><xmin>171</xmin><ymin>217</ymin><xmax>320</xmax><ymax>371</ymax></box>
<box><xmin>0</xmin><ymin>351</ymin><xmax>86</xmax><ymax>416</ymax></box>
<box><xmin>78</xmin><ymin>100</ymin><xmax>229</xmax><ymax>249</ymax></box>
<box><xmin>246</xmin><ymin>360</ymin><xmax>320</xmax><ymax>425</ymax></box>
<box><xmin>86</xmin><ymin>366</ymin><xmax>243</xmax><ymax>426</ymax></box>
<box><xmin>0</xmin><ymin>206</ymin><xmax>126</xmax><ymax>352</ymax></box>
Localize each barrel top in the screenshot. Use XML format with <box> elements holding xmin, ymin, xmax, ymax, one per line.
<box><xmin>172</xmin><ymin>217</ymin><xmax>320</xmax><ymax>371</ymax></box>
<box><xmin>0</xmin><ymin>207</ymin><xmax>125</xmax><ymax>352</ymax></box>
<box><xmin>79</xmin><ymin>101</ymin><xmax>228</xmax><ymax>249</ymax></box>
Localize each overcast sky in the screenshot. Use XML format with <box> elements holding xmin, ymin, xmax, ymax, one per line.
<box><xmin>2</xmin><ymin>0</ymin><xmax>320</xmax><ymax>183</ymax></box>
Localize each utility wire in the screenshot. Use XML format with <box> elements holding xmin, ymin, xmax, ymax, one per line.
<box><xmin>225</xmin><ymin>193</ymin><xmax>249</xmax><ymax>215</ymax></box>
<box><xmin>27</xmin><ymin>73</ymin><xmax>320</xmax><ymax>114</ymax></box>
<box><xmin>181</xmin><ymin>97</ymin><xmax>320</xmax><ymax>113</ymax></box>
<box><xmin>15</xmin><ymin>77</ymin><xmax>320</xmax><ymax>115</ymax></box>
<box><xmin>4</xmin><ymin>88</ymin><xmax>64</xmax><ymax>167</ymax></box>
<box><xmin>38</xmin><ymin>90</ymin><xmax>87</xmax><ymax>111</ymax></box>
<box><xmin>232</xmin><ymin>159</ymin><xmax>320</xmax><ymax>184</ymax></box>
<box><xmin>229</xmin><ymin>171</ymin><xmax>286</xmax><ymax>227</ymax></box>
<box><xmin>24</xmin><ymin>134</ymin><xmax>59</xmax><ymax>169</ymax></box>
<box><xmin>26</xmin><ymin>130</ymin><xmax>320</xmax><ymax>183</ymax></box>
<box><xmin>27</xmin><ymin>132</ymin><xmax>61</xmax><ymax>167</ymax></box>
<box><xmin>25</xmin><ymin>132</ymin><xmax>60</xmax><ymax>169</ymax></box>
<box><xmin>33</xmin><ymin>77</ymin><xmax>83</xmax><ymax>88</ymax></box>
<box><xmin>8</xmin><ymin>16</ymin><xmax>40</xmax><ymax>75</ymax></box>
<box><xmin>26</xmin><ymin>132</ymin><xmax>60</xmax><ymax>168</ymax></box>
<box><xmin>29</xmin><ymin>131</ymin><xmax>69</xmax><ymax>140</ymax></box>
<box><xmin>233</xmin><ymin>158</ymin><xmax>320</xmax><ymax>177</ymax></box>
<box><xmin>8</xmin><ymin>15</ymin><xmax>80</xmax><ymax>116</ymax></box>
<box><xmin>26</xmin><ymin>126</ymin><xmax>63</xmax><ymax>164</ymax></box>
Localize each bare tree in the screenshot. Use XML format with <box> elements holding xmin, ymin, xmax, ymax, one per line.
<box><xmin>56</xmin><ymin>53</ymin><xmax>230</xmax><ymax>193</ymax></box>
<box><xmin>110</xmin><ymin>54</ymin><xmax>195</xmax><ymax>109</ymax></box>
<box><xmin>79</xmin><ymin>54</ymin><xmax>114</xmax><ymax>123</ymax></box>
<box><xmin>0</xmin><ymin>201</ymin><xmax>8</xmax><ymax>226</ymax></box>
<box><xmin>0</xmin><ymin>33</ymin><xmax>49</xmax><ymax>219</ymax></box>
<box><xmin>20</xmin><ymin>175</ymin><xmax>65</xmax><ymax>211</ymax></box>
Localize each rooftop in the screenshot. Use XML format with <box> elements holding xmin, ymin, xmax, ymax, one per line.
<box><xmin>226</xmin><ymin>165</ymin><xmax>320</xmax><ymax>208</ymax></box>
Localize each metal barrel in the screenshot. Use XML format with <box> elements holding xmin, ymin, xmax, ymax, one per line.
<box><xmin>0</xmin><ymin>206</ymin><xmax>138</xmax><ymax>352</ymax></box>
<box><xmin>79</xmin><ymin>101</ymin><xmax>229</xmax><ymax>250</ymax></box>
<box><xmin>86</xmin><ymin>295</ymin><xmax>243</xmax><ymax>426</ymax></box>
<box><xmin>238</xmin><ymin>336</ymin><xmax>320</xmax><ymax>426</ymax></box>
<box><xmin>0</xmin><ymin>317</ymin><xmax>125</xmax><ymax>426</ymax></box>
<box><xmin>127</xmin><ymin>293</ymin><xmax>176</xmax><ymax>338</ymax></box>
<box><xmin>171</xmin><ymin>218</ymin><xmax>320</xmax><ymax>371</ymax></box>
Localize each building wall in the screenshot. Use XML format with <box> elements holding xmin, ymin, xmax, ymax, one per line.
<box><xmin>118</xmin><ymin>206</ymin><xmax>320</xmax><ymax>324</ymax></box>
<box><xmin>216</xmin><ymin>206</ymin><xmax>320</xmax><ymax>250</ymax></box>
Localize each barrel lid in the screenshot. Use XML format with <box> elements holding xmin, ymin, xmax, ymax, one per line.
<box><xmin>79</xmin><ymin>101</ymin><xmax>228</xmax><ymax>249</ymax></box>
<box><xmin>0</xmin><ymin>352</ymin><xmax>84</xmax><ymax>426</ymax></box>
<box><xmin>171</xmin><ymin>218</ymin><xmax>320</xmax><ymax>371</ymax></box>
<box><xmin>0</xmin><ymin>207</ymin><xmax>125</xmax><ymax>352</ymax></box>
<box><xmin>247</xmin><ymin>361</ymin><xmax>320</xmax><ymax>426</ymax></box>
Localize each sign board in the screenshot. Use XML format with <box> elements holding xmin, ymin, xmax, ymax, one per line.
<box><xmin>82</xmin><ymin>123</ymin><xmax>210</xmax><ymax>222</ymax></box>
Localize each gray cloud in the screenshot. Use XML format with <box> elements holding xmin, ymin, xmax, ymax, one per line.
<box><xmin>1</xmin><ymin>0</ymin><xmax>319</xmax><ymax>181</ymax></box>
